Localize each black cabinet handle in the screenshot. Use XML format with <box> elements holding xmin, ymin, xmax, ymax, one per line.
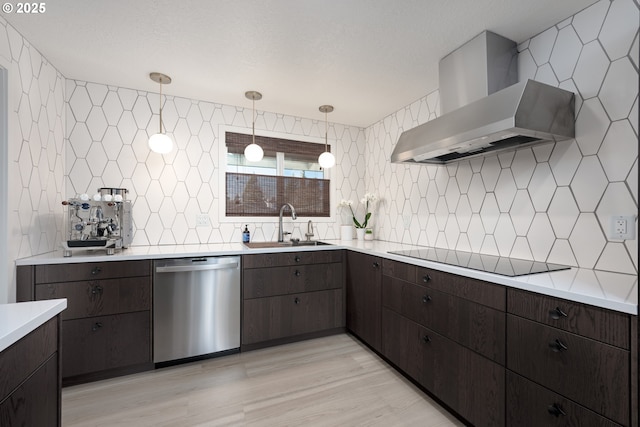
<box><xmin>423</xmin><ymin>275</ymin><xmax>431</xmax><ymax>283</ymax></box>
<box><xmin>549</xmin><ymin>307</ymin><xmax>568</xmax><ymax>320</ymax></box>
<box><xmin>372</xmin><ymin>262</ymin><xmax>380</xmax><ymax>268</ymax></box>
<box><xmin>549</xmin><ymin>339</ymin><xmax>568</xmax><ymax>352</ymax></box>
<box><xmin>294</xmin><ymin>297</ymin><xmax>301</xmax><ymax>305</ymax></box>
<box><xmin>91</xmin><ymin>267</ymin><xmax>102</xmax><ymax>276</ymax></box>
<box><xmin>422</xmin><ymin>335</ymin><xmax>431</xmax><ymax>343</ymax></box>
<box><xmin>294</xmin><ymin>256</ymin><xmax>301</xmax><ymax>263</ymax></box>
<box><xmin>294</xmin><ymin>270</ymin><xmax>301</xmax><ymax>277</ymax></box>
<box><xmin>91</xmin><ymin>285</ymin><xmax>103</xmax><ymax>295</ymax></box>
<box><xmin>92</xmin><ymin>322</ymin><xmax>103</xmax><ymax>332</ymax></box>
<box><xmin>547</xmin><ymin>403</ymin><xmax>566</xmax><ymax>417</ymax></box>
<box><xmin>422</xmin><ymin>295</ymin><xmax>432</xmax><ymax>303</ymax></box>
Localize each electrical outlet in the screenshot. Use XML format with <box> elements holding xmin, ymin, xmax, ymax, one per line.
<box><xmin>609</xmin><ymin>215</ymin><xmax>635</xmax><ymax>240</ymax></box>
<box><xmin>196</xmin><ymin>214</ymin><xmax>210</xmax><ymax>227</ymax></box>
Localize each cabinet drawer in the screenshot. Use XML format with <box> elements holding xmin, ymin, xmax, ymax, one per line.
<box><xmin>506</xmin><ymin>371</ymin><xmax>621</xmax><ymax>427</ymax></box>
<box><xmin>382</xmin><ymin>258</ymin><xmax>416</xmax><ymax>282</ymax></box>
<box><xmin>242</xmin><ymin>289</ymin><xmax>343</xmax><ymax>345</ymax></box>
<box><xmin>507</xmin><ymin>315</ymin><xmax>629</xmax><ymax>425</ymax></box>
<box><xmin>62</xmin><ymin>311</ymin><xmax>151</xmax><ymax>378</ymax></box>
<box><xmin>35</xmin><ymin>276</ymin><xmax>151</xmax><ymax>320</ymax></box>
<box><xmin>0</xmin><ymin>317</ymin><xmax>58</xmax><ymax>400</ymax></box>
<box><xmin>417</xmin><ymin>267</ymin><xmax>506</xmax><ymax>310</ymax></box>
<box><xmin>382</xmin><ymin>275</ymin><xmax>505</xmax><ymax>363</ymax></box>
<box><xmin>507</xmin><ymin>288</ymin><xmax>629</xmax><ymax>349</ymax></box>
<box><xmin>382</xmin><ymin>308</ymin><xmax>505</xmax><ymax>427</ymax></box>
<box><xmin>243</xmin><ymin>263</ymin><xmax>342</xmax><ymax>298</ymax></box>
<box><xmin>35</xmin><ymin>260</ymin><xmax>150</xmax><ymax>284</ymax></box>
<box><xmin>242</xmin><ymin>250</ymin><xmax>342</xmax><ymax>269</ymax></box>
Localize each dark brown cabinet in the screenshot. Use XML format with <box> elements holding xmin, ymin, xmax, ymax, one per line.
<box><xmin>506</xmin><ymin>288</ymin><xmax>633</xmax><ymax>426</ymax></box>
<box><xmin>242</xmin><ymin>250</ymin><xmax>345</xmax><ymax>350</ymax></box>
<box><xmin>17</xmin><ymin>260</ymin><xmax>153</xmax><ymax>385</ymax></box>
<box><xmin>380</xmin><ymin>258</ymin><xmax>506</xmax><ymax>427</ymax></box>
<box><xmin>346</xmin><ymin>251</ymin><xmax>382</xmax><ymax>352</ymax></box>
<box><xmin>0</xmin><ymin>317</ymin><xmax>61</xmax><ymax>427</ymax></box>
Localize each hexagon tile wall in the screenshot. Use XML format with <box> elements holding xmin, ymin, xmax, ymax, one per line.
<box><xmin>367</xmin><ymin>0</ymin><xmax>638</xmax><ymax>273</ymax></box>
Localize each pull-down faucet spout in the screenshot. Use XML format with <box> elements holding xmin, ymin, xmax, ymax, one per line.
<box><xmin>278</xmin><ymin>203</ymin><xmax>297</xmax><ymax>242</ymax></box>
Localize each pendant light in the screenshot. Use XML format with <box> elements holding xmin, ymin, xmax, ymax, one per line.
<box><xmin>318</xmin><ymin>105</ymin><xmax>335</xmax><ymax>169</ymax></box>
<box><xmin>148</xmin><ymin>72</ymin><xmax>173</xmax><ymax>154</ymax></box>
<box><xmin>244</xmin><ymin>91</ymin><xmax>264</xmax><ymax>162</ymax></box>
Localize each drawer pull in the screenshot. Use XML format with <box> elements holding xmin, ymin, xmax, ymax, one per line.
<box><xmin>294</xmin><ymin>270</ymin><xmax>301</xmax><ymax>277</ymax></box>
<box><xmin>91</xmin><ymin>285</ymin><xmax>103</xmax><ymax>295</ymax></box>
<box><xmin>372</xmin><ymin>262</ymin><xmax>380</xmax><ymax>268</ymax></box>
<box><xmin>422</xmin><ymin>295</ymin><xmax>432</xmax><ymax>303</ymax></box>
<box><xmin>422</xmin><ymin>335</ymin><xmax>431</xmax><ymax>344</ymax></box>
<box><xmin>547</xmin><ymin>403</ymin><xmax>566</xmax><ymax>417</ymax></box>
<box><xmin>91</xmin><ymin>267</ymin><xmax>102</xmax><ymax>276</ymax></box>
<box><xmin>92</xmin><ymin>322</ymin><xmax>103</xmax><ymax>332</ymax></box>
<box><xmin>549</xmin><ymin>306</ymin><xmax>568</xmax><ymax>320</ymax></box>
<box><xmin>294</xmin><ymin>297</ymin><xmax>301</xmax><ymax>305</ymax></box>
<box><xmin>294</xmin><ymin>256</ymin><xmax>301</xmax><ymax>263</ymax></box>
<box><xmin>422</xmin><ymin>275</ymin><xmax>431</xmax><ymax>283</ymax></box>
<box><xmin>549</xmin><ymin>339</ymin><xmax>568</xmax><ymax>352</ymax></box>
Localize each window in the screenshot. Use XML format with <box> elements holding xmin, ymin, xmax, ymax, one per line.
<box><xmin>225</xmin><ymin>132</ymin><xmax>330</xmax><ymax>217</ymax></box>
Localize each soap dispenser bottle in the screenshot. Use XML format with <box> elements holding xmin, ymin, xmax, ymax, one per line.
<box><xmin>242</xmin><ymin>225</ymin><xmax>250</xmax><ymax>243</ymax></box>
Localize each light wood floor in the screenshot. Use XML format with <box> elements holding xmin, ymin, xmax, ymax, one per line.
<box><xmin>62</xmin><ymin>334</ymin><xmax>464</xmax><ymax>426</ymax></box>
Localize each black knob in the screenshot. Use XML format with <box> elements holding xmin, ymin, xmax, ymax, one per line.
<box><xmin>422</xmin><ymin>335</ymin><xmax>431</xmax><ymax>343</ymax></box>
<box><xmin>422</xmin><ymin>295</ymin><xmax>432</xmax><ymax>303</ymax></box>
<box><xmin>294</xmin><ymin>270</ymin><xmax>301</xmax><ymax>277</ymax></box>
<box><xmin>92</xmin><ymin>322</ymin><xmax>103</xmax><ymax>332</ymax></box>
<box><xmin>373</xmin><ymin>262</ymin><xmax>380</xmax><ymax>268</ymax></box>
<box><xmin>549</xmin><ymin>307</ymin><xmax>568</xmax><ymax>320</ymax></box>
<box><xmin>294</xmin><ymin>256</ymin><xmax>301</xmax><ymax>263</ymax></box>
<box><xmin>91</xmin><ymin>285</ymin><xmax>103</xmax><ymax>295</ymax></box>
<box><xmin>547</xmin><ymin>403</ymin><xmax>566</xmax><ymax>417</ymax></box>
<box><xmin>294</xmin><ymin>297</ymin><xmax>301</xmax><ymax>305</ymax></box>
<box><xmin>423</xmin><ymin>275</ymin><xmax>431</xmax><ymax>283</ymax></box>
<box><xmin>91</xmin><ymin>267</ymin><xmax>102</xmax><ymax>276</ymax></box>
<box><xmin>549</xmin><ymin>339</ymin><xmax>568</xmax><ymax>352</ymax></box>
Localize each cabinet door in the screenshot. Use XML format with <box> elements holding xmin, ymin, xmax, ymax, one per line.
<box><xmin>62</xmin><ymin>311</ymin><xmax>151</xmax><ymax>378</ymax></box>
<box><xmin>346</xmin><ymin>251</ymin><xmax>382</xmax><ymax>351</ymax></box>
<box><xmin>0</xmin><ymin>354</ymin><xmax>59</xmax><ymax>427</ymax></box>
<box><xmin>291</xmin><ymin>290</ymin><xmax>343</xmax><ymax>336</ymax></box>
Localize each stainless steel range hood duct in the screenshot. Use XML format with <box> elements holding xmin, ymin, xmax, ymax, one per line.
<box><xmin>392</xmin><ymin>31</ymin><xmax>575</xmax><ymax>165</ymax></box>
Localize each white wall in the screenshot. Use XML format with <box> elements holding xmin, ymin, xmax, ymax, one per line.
<box><xmin>0</xmin><ymin>16</ymin><xmax>66</xmax><ymax>302</ymax></box>
<box><xmin>64</xmin><ymin>79</ymin><xmax>367</xmax><ymax>245</ymax></box>
<box><xmin>366</xmin><ymin>0</ymin><xmax>639</xmax><ymax>273</ymax></box>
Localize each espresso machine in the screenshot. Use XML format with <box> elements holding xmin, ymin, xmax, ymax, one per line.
<box><xmin>62</xmin><ymin>187</ymin><xmax>133</xmax><ymax>257</ymax></box>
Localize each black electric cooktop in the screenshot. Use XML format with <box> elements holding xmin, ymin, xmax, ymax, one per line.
<box><xmin>389</xmin><ymin>247</ymin><xmax>571</xmax><ymax>277</ymax></box>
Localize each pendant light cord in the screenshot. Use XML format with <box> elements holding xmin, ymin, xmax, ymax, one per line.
<box><xmin>159</xmin><ymin>80</ymin><xmax>163</xmax><ymax>134</ymax></box>
<box><xmin>252</xmin><ymin>97</ymin><xmax>256</xmax><ymax>145</ymax></box>
<box><xmin>324</xmin><ymin>110</ymin><xmax>328</xmax><ymax>151</ymax></box>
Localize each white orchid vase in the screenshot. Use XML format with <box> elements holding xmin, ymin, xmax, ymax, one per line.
<box><xmin>339</xmin><ymin>193</ymin><xmax>378</xmax><ymax>229</ymax></box>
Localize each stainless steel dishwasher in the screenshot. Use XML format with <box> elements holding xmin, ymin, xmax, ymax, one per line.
<box><xmin>153</xmin><ymin>256</ymin><xmax>240</xmax><ymax>365</ymax></box>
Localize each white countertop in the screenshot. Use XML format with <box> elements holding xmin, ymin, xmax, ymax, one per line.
<box><xmin>0</xmin><ymin>299</ymin><xmax>67</xmax><ymax>353</ymax></box>
<box><xmin>16</xmin><ymin>240</ymin><xmax>638</xmax><ymax>315</ymax></box>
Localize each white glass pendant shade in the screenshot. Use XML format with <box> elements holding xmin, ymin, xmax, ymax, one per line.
<box><xmin>149</xmin><ymin>133</ymin><xmax>173</xmax><ymax>154</ymax></box>
<box><xmin>318</xmin><ymin>151</ymin><xmax>335</xmax><ymax>168</ymax></box>
<box><xmin>244</xmin><ymin>142</ymin><xmax>264</xmax><ymax>162</ymax></box>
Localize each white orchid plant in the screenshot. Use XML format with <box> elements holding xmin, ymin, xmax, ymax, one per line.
<box><xmin>339</xmin><ymin>193</ymin><xmax>378</xmax><ymax>229</ymax></box>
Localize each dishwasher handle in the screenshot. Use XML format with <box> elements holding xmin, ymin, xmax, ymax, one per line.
<box><xmin>155</xmin><ymin>262</ymin><xmax>239</xmax><ymax>273</ymax></box>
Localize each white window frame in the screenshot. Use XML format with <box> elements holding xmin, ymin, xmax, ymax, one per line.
<box><xmin>217</xmin><ymin>124</ymin><xmax>337</xmax><ymax>224</ymax></box>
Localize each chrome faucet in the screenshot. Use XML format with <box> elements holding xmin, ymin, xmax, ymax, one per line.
<box><xmin>305</xmin><ymin>220</ymin><xmax>314</xmax><ymax>241</ymax></box>
<box><xmin>278</xmin><ymin>203</ymin><xmax>297</xmax><ymax>242</ymax></box>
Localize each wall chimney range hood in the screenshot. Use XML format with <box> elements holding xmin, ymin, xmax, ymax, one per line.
<box><xmin>391</xmin><ymin>31</ymin><xmax>575</xmax><ymax>165</ymax></box>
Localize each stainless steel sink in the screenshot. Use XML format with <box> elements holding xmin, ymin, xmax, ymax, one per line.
<box><xmin>243</xmin><ymin>240</ymin><xmax>331</xmax><ymax>249</ymax></box>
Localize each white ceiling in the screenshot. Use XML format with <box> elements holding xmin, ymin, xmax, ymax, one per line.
<box><xmin>5</xmin><ymin>0</ymin><xmax>597</xmax><ymax>127</ymax></box>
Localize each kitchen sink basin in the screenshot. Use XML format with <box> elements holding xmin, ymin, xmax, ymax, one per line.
<box><xmin>244</xmin><ymin>240</ymin><xmax>331</xmax><ymax>249</ymax></box>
